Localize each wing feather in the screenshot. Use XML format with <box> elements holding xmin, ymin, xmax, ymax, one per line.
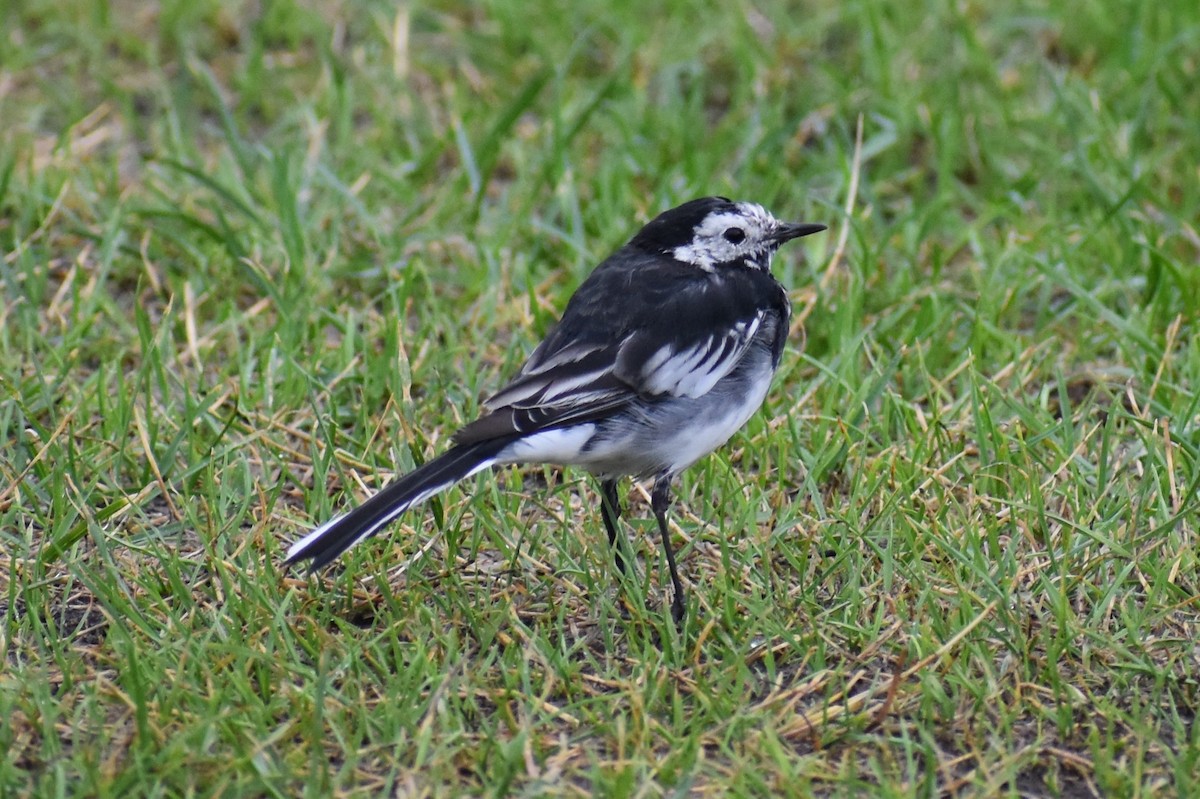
<box><xmin>454</xmin><ymin>259</ymin><xmax>784</xmax><ymax>446</ymax></box>
<box><xmin>616</xmin><ymin>311</ymin><xmax>764</xmax><ymax>398</ymax></box>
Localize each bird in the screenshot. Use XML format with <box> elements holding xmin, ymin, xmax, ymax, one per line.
<box><xmin>285</xmin><ymin>197</ymin><xmax>826</xmax><ymax>622</ymax></box>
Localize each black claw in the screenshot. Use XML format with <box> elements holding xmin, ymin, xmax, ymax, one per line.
<box><xmin>670</xmin><ymin>591</ymin><xmax>686</xmax><ymax>624</ymax></box>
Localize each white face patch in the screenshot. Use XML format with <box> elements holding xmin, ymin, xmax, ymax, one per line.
<box><xmin>671</xmin><ymin>202</ymin><xmax>783</xmax><ymax>271</ymax></box>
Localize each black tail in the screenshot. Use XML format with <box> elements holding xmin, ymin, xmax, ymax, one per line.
<box><xmin>285</xmin><ymin>437</ymin><xmax>516</xmax><ymax>571</ymax></box>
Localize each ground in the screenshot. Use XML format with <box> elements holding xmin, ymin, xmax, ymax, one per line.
<box><xmin>2</xmin><ymin>0</ymin><xmax>1198</xmax><ymax>796</ymax></box>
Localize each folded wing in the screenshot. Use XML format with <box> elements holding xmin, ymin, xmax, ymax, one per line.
<box><xmin>454</xmin><ymin>270</ymin><xmax>769</xmax><ymax>444</ymax></box>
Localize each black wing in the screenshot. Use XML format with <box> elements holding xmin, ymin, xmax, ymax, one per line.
<box><xmin>454</xmin><ymin>253</ymin><xmax>786</xmax><ymax>444</ymax></box>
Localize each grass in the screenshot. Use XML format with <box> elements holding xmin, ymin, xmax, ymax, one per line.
<box><xmin>2</xmin><ymin>0</ymin><xmax>1199</xmax><ymax>795</ymax></box>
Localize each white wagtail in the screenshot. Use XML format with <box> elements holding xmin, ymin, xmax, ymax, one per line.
<box><xmin>286</xmin><ymin>197</ymin><xmax>825</xmax><ymax>621</ymax></box>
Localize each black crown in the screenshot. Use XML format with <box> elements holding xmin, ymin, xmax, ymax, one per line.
<box><xmin>630</xmin><ymin>196</ymin><xmax>736</xmax><ymax>252</ymax></box>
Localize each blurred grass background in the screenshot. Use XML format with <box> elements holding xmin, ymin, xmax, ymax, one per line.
<box><xmin>2</xmin><ymin>0</ymin><xmax>1199</xmax><ymax>795</ymax></box>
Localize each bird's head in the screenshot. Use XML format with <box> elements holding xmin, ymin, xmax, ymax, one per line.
<box><xmin>631</xmin><ymin>196</ymin><xmax>826</xmax><ymax>272</ymax></box>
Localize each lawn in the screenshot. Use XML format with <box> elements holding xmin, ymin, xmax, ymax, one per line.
<box><xmin>2</xmin><ymin>0</ymin><xmax>1199</xmax><ymax>796</ymax></box>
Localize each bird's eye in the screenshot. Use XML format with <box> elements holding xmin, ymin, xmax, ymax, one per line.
<box><xmin>723</xmin><ymin>227</ymin><xmax>746</xmax><ymax>244</ymax></box>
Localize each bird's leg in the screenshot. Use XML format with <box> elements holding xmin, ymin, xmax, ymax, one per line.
<box><xmin>599</xmin><ymin>478</ymin><xmax>627</xmax><ymax>575</ymax></box>
<box><xmin>651</xmin><ymin>476</ymin><xmax>686</xmax><ymax>623</ymax></box>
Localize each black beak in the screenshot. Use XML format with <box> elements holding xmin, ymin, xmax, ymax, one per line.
<box><xmin>771</xmin><ymin>222</ymin><xmax>827</xmax><ymax>243</ymax></box>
